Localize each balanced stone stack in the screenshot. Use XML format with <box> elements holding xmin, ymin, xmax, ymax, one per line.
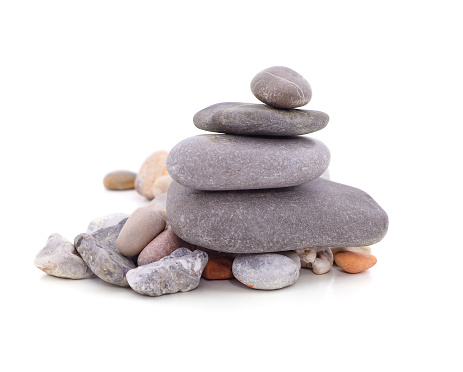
<box><xmin>166</xmin><ymin>66</ymin><xmax>388</xmax><ymax>290</ymax></box>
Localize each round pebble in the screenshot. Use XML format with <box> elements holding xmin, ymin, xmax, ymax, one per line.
<box><xmin>334</xmin><ymin>251</ymin><xmax>377</xmax><ymax>274</ymax></box>
<box><xmin>251</xmin><ymin>66</ymin><xmax>312</xmax><ymax>109</ymax></box>
<box><xmin>135</xmin><ymin>151</ymin><xmax>169</xmax><ymax>200</ymax></box>
<box><xmin>103</xmin><ymin>170</ymin><xmax>136</xmax><ymax>190</ymax></box>
<box><xmin>151</xmin><ymin>175</ymin><xmax>173</xmax><ymax>198</ymax></box>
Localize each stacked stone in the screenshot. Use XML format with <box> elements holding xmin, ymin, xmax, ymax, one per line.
<box><xmin>166</xmin><ymin>66</ymin><xmax>389</xmax><ymax>290</ymax></box>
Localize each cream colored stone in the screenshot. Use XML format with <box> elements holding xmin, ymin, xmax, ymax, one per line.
<box><xmin>295</xmin><ymin>247</ymin><xmax>333</xmax><ymax>275</ymax></box>
<box><xmin>134</xmin><ymin>151</ymin><xmax>168</xmax><ymax>200</ymax></box>
<box><xmin>148</xmin><ymin>192</ymin><xmax>168</xmax><ymax>221</ymax></box>
<box><xmin>152</xmin><ymin>175</ymin><xmax>173</xmax><ymax>198</ymax></box>
<box><xmin>331</xmin><ymin>246</ymin><xmax>371</xmax><ymax>256</ymax></box>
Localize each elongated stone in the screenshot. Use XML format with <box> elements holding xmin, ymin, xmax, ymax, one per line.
<box><xmin>167</xmin><ymin>134</ymin><xmax>330</xmax><ymax>191</ymax></box>
<box><xmin>167</xmin><ymin>179</ymin><xmax>388</xmax><ymax>254</ymax></box>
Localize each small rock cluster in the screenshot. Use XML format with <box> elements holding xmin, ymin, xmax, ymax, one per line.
<box><xmin>35</xmin><ymin>66</ymin><xmax>388</xmax><ymax>296</ymax></box>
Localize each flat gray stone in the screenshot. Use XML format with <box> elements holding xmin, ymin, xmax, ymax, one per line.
<box><xmin>193</xmin><ymin>102</ymin><xmax>328</xmax><ymax>136</ymax></box>
<box><xmin>167</xmin><ymin>179</ymin><xmax>389</xmax><ymax>253</ymax></box>
<box><xmin>250</xmin><ymin>66</ymin><xmax>312</xmax><ymax>109</ymax></box>
<box><xmin>75</xmin><ymin>218</ymin><xmax>136</xmax><ymax>287</ymax></box>
<box><xmin>34</xmin><ymin>234</ymin><xmax>94</xmax><ymax>279</ymax></box>
<box><xmin>232</xmin><ymin>253</ymin><xmax>299</xmax><ymax>290</ymax></box>
<box><xmin>126</xmin><ymin>248</ymin><xmax>208</xmax><ymax>297</ymax></box>
<box><xmin>166</xmin><ymin>134</ymin><xmax>330</xmax><ymax>191</ymax></box>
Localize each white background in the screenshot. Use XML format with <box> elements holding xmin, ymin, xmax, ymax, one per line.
<box><xmin>1</xmin><ymin>1</ymin><xmax>462</xmax><ymax>371</ymax></box>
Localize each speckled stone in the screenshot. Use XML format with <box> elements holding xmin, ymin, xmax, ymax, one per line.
<box><xmin>167</xmin><ymin>178</ymin><xmax>389</xmax><ymax>253</ymax></box>
<box><xmin>103</xmin><ymin>170</ymin><xmax>136</xmax><ymax>190</ymax></box>
<box><xmin>117</xmin><ymin>207</ymin><xmax>166</xmax><ymax>258</ymax></box>
<box><xmin>137</xmin><ymin>228</ymin><xmax>195</xmax><ymax>266</ymax></box>
<box><xmin>127</xmin><ymin>248</ymin><xmax>208</xmax><ymax>297</ymax></box>
<box><xmin>34</xmin><ymin>234</ymin><xmax>94</xmax><ymax>279</ymax></box>
<box><xmin>167</xmin><ymin>134</ymin><xmax>330</xmax><ymax>191</ymax></box>
<box><xmin>278</xmin><ymin>251</ymin><xmax>301</xmax><ymax>270</ymax></box>
<box><xmin>232</xmin><ymin>253</ymin><xmax>299</xmax><ymax>290</ymax></box>
<box><xmin>320</xmin><ymin>168</ymin><xmax>330</xmax><ymax>180</ymax></box>
<box><xmin>135</xmin><ymin>151</ymin><xmax>169</xmax><ymax>200</ymax></box>
<box><xmin>86</xmin><ymin>213</ymin><xmax>130</xmax><ymax>234</ymax></box>
<box><xmin>147</xmin><ymin>192</ymin><xmax>168</xmax><ymax>221</ymax></box>
<box><xmin>193</xmin><ymin>102</ymin><xmax>328</xmax><ymax>136</ymax></box>
<box><xmin>75</xmin><ymin>218</ymin><xmax>135</xmax><ymax>287</ymax></box>
<box><xmin>251</xmin><ymin>66</ymin><xmax>312</xmax><ymax>109</ymax></box>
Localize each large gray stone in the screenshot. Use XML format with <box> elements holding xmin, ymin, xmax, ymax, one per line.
<box><xmin>126</xmin><ymin>248</ymin><xmax>208</xmax><ymax>297</ymax></box>
<box><xmin>75</xmin><ymin>218</ymin><xmax>136</xmax><ymax>287</ymax></box>
<box><xmin>193</xmin><ymin>102</ymin><xmax>328</xmax><ymax>136</ymax></box>
<box><xmin>167</xmin><ymin>179</ymin><xmax>389</xmax><ymax>254</ymax></box>
<box><xmin>166</xmin><ymin>134</ymin><xmax>330</xmax><ymax>191</ymax></box>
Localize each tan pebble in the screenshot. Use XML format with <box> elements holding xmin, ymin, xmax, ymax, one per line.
<box><xmin>135</xmin><ymin>152</ymin><xmax>168</xmax><ymax>200</ymax></box>
<box><xmin>147</xmin><ymin>192</ymin><xmax>168</xmax><ymax>221</ymax></box>
<box><xmin>334</xmin><ymin>251</ymin><xmax>377</xmax><ymax>274</ymax></box>
<box><xmin>331</xmin><ymin>246</ymin><xmax>371</xmax><ymax>256</ymax></box>
<box><xmin>152</xmin><ymin>175</ymin><xmax>173</xmax><ymax>198</ymax></box>
<box><xmin>103</xmin><ymin>170</ymin><xmax>136</xmax><ymax>190</ymax></box>
<box><xmin>137</xmin><ymin>228</ymin><xmax>195</xmax><ymax>266</ymax></box>
<box><xmin>116</xmin><ymin>207</ymin><xmax>166</xmax><ymax>257</ymax></box>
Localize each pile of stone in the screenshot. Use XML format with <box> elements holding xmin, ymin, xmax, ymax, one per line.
<box><xmin>34</xmin><ymin>66</ymin><xmax>388</xmax><ymax>296</ymax></box>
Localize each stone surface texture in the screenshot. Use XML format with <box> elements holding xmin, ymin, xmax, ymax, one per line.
<box><xmin>232</xmin><ymin>253</ymin><xmax>299</xmax><ymax>290</ymax></box>
<box><xmin>127</xmin><ymin>248</ymin><xmax>208</xmax><ymax>296</ymax></box>
<box><xmin>251</xmin><ymin>66</ymin><xmax>312</xmax><ymax>109</ymax></box>
<box><xmin>137</xmin><ymin>228</ymin><xmax>195</xmax><ymax>266</ymax></box>
<box><xmin>117</xmin><ymin>207</ymin><xmax>166</xmax><ymax>257</ymax></box>
<box><xmin>166</xmin><ymin>134</ymin><xmax>330</xmax><ymax>191</ymax></box>
<box><xmin>334</xmin><ymin>251</ymin><xmax>377</xmax><ymax>274</ymax></box>
<box><xmin>86</xmin><ymin>213</ymin><xmax>130</xmax><ymax>234</ymax></box>
<box><xmin>167</xmin><ymin>178</ymin><xmax>388</xmax><ymax>253</ymax></box>
<box><xmin>75</xmin><ymin>218</ymin><xmax>135</xmax><ymax>286</ymax></box>
<box><xmin>34</xmin><ymin>234</ymin><xmax>94</xmax><ymax>279</ymax></box>
<box><xmin>103</xmin><ymin>170</ymin><xmax>136</xmax><ymax>190</ymax></box>
<box><xmin>148</xmin><ymin>192</ymin><xmax>168</xmax><ymax>221</ymax></box>
<box><xmin>193</xmin><ymin>102</ymin><xmax>328</xmax><ymax>136</ymax></box>
<box><xmin>135</xmin><ymin>151</ymin><xmax>169</xmax><ymax>200</ymax></box>
<box><xmin>295</xmin><ymin>247</ymin><xmax>333</xmax><ymax>274</ymax></box>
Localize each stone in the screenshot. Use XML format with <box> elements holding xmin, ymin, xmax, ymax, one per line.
<box><xmin>232</xmin><ymin>253</ymin><xmax>299</xmax><ymax>290</ymax></box>
<box><xmin>86</xmin><ymin>213</ymin><xmax>130</xmax><ymax>234</ymax></box>
<box><xmin>34</xmin><ymin>234</ymin><xmax>94</xmax><ymax>279</ymax></box>
<box><xmin>117</xmin><ymin>207</ymin><xmax>166</xmax><ymax>258</ymax></box>
<box><xmin>200</xmin><ymin>250</ymin><xmax>235</xmax><ymax>280</ymax></box>
<box><xmin>75</xmin><ymin>218</ymin><xmax>136</xmax><ymax>286</ymax></box>
<box><xmin>135</xmin><ymin>151</ymin><xmax>169</xmax><ymax>200</ymax></box>
<box><xmin>295</xmin><ymin>247</ymin><xmax>333</xmax><ymax>275</ymax></box>
<box><xmin>250</xmin><ymin>66</ymin><xmax>312</xmax><ymax>109</ymax></box>
<box><xmin>137</xmin><ymin>228</ymin><xmax>195</xmax><ymax>266</ymax></box>
<box><xmin>167</xmin><ymin>178</ymin><xmax>388</xmax><ymax>254</ymax></box>
<box><xmin>278</xmin><ymin>251</ymin><xmax>301</xmax><ymax>270</ymax></box>
<box><xmin>334</xmin><ymin>251</ymin><xmax>377</xmax><ymax>274</ymax></box>
<box><xmin>193</xmin><ymin>102</ymin><xmax>328</xmax><ymax>136</ymax></box>
<box><xmin>147</xmin><ymin>192</ymin><xmax>168</xmax><ymax>221</ymax></box>
<box><xmin>103</xmin><ymin>170</ymin><xmax>136</xmax><ymax>190</ymax></box>
<box><xmin>331</xmin><ymin>246</ymin><xmax>371</xmax><ymax>256</ymax></box>
<box><xmin>126</xmin><ymin>248</ymin><xmax>208</xmax><ymax>297</ymax></box>
<box><xmin>320</xmin><ymin>168</ymin><xmax>330</xmax><ymax>180</ymax></box>
<box><xmin>152</xmin><ymin>175</ymin><xmax>173</xmax><ymax>198</ymax></box>
<box><xmin>167</xmin><ymin>134</ymin><xmax>330</xmax><ymax>191</ymax></box>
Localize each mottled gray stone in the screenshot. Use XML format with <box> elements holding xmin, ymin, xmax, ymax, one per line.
<box><xmin>34</xmin><ymin>234</ymin><xmax>94</xmax><ymax>279</ymax></box>
<box><xmin>193</xmin><ymin>102</ymin><xmax>328</xmax><ymax>136</ymax></box>
<box><xmin>75</xmin><ymin>218</ymin><xmax>135</xmax><ymax>287</ymax></box>
<box><xmin>278</xmin><ymin>251</ymin><xmax>301</xmax><ymax>270</ymax></box>
<box><xmin>86</xmin><ymin>213</ymin><xmax>130</xmax><ymax>234</ymax></box>
<box><xmin>167</xmin><ymin>134</ymin><xmax>330</xmax><ymax>191</ymax></box>
<box><xmin>232</xmin><ymin>253</ymin><xmax>299</xmax><ymax>290</ymax></box>
<box><xmin>126</xmin><ymin>248</ymin><xmax>208</xmax><ymax>297</ymax></box>
<box><xmin>167</xmin><ymin>179</ymin><xmax>389</xmax><ymax>253</ymax></box>
<box><xmin>251</xmin><ymin>66</ymin><xmax>312</xmax><ymax>109</ymax></box>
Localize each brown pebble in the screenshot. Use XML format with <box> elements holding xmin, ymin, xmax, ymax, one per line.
<box><xmin>200</xmin><ymin>249</ymin><xmax>234</xmax><ymax>280</ymax></box>
<box><xmin>135</xmin><ymin>151</ymin><xmax>169</xmax><ymax>200</ymax></box>
<box><xmin>334</xmin><ymin>251</ymin><xmax>377</xmax><ymax>274</ymax></box>
<box><xmin>103</xmin><ymin>170</ymin><xmax>136</xmax><ymax>190</ymax></box>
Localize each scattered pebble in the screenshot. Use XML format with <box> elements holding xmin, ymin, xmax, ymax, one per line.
<box><xmin>117</xmin><ymin>207</ymin><xmax>166</xmax><ymax>258</ymax></box>
<box><xmin>251</xmin><ymin>66</ymin><xmax>312</xmax><ymax>109</ymax></box>
<box><xmin>152</xmin><ymin>174</ymin><xmax>173</xmax><ymax>198</ymax></box>
<box><xmin>103</xmin><ymin>170</ymin><xmax>136</xmax><ymax>190</ymax></box>
<box><xmin>75</xmin><ymin>218</ymin><xmax>135</xmax><ymax>286</ymax></box>
<box><xmin>295</xmin><ymin>247</ymin><xmax>333</xmax><ymax>274</ymax></box>
<box><xmin>137</xmin><ymin>228</ymin><xmax>195</xmax><ymax>266</ymax></box>
<box><xmin>126</xmin><ymin>248</ymin><xmax>208</xmax><ymax>297</ymax></box>
<box><xmin>35</xmin><ymin>234</ymin><xmax>94</xmax><ymax>279</ymax></box>
<box><xmin>135</xmin><ymin>151</ymin><xmax>169</xmax><ymax>200</ymax></box>
<box><xmin>86</xmin><ymin>213</ymin><xmax>130</xmax><ymax>234</ymax></box>
<box><xmin>232</xmin><ymin>253</ymin><xmax>299</xmax><ymax>290</ymax></box>
<box><xmin>334</xmin><ymin>251</ymin><xmax>377</xmax><ymax>274</ymax></box>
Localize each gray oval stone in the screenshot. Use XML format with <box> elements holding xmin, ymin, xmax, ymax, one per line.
<box><xmin>166</xmin><ymin>134</ymin><xmax>330</xmax><ymax>191</ymax></box>
<box><xmin>167</xmin><ymin>179</ymin><xmax>389</xmax><ymax>254</ymax></box>
<box><xmin>251</xmin><ymin>66</ymin><xmax>312</xmax><ymax>109</ymax></box>
<box><xmin>232</xmin><ymin>254</ymin><xmax>299</xmax><ymax>290</ymax></box>
<box><xmin>193</xmin><ymin>102</ymin><xmax>328</xmax><ymax>136</ymax></box>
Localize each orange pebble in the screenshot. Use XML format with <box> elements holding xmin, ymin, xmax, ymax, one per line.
<box><xmin>201</xmin><ymin>252</ymin><xmax>234</xmax><ymax>280</ymax></box>
<box><xmin>334</xmin><ymin>251</ymin><xmax>377</xmax><ymax>274</ymax></box>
